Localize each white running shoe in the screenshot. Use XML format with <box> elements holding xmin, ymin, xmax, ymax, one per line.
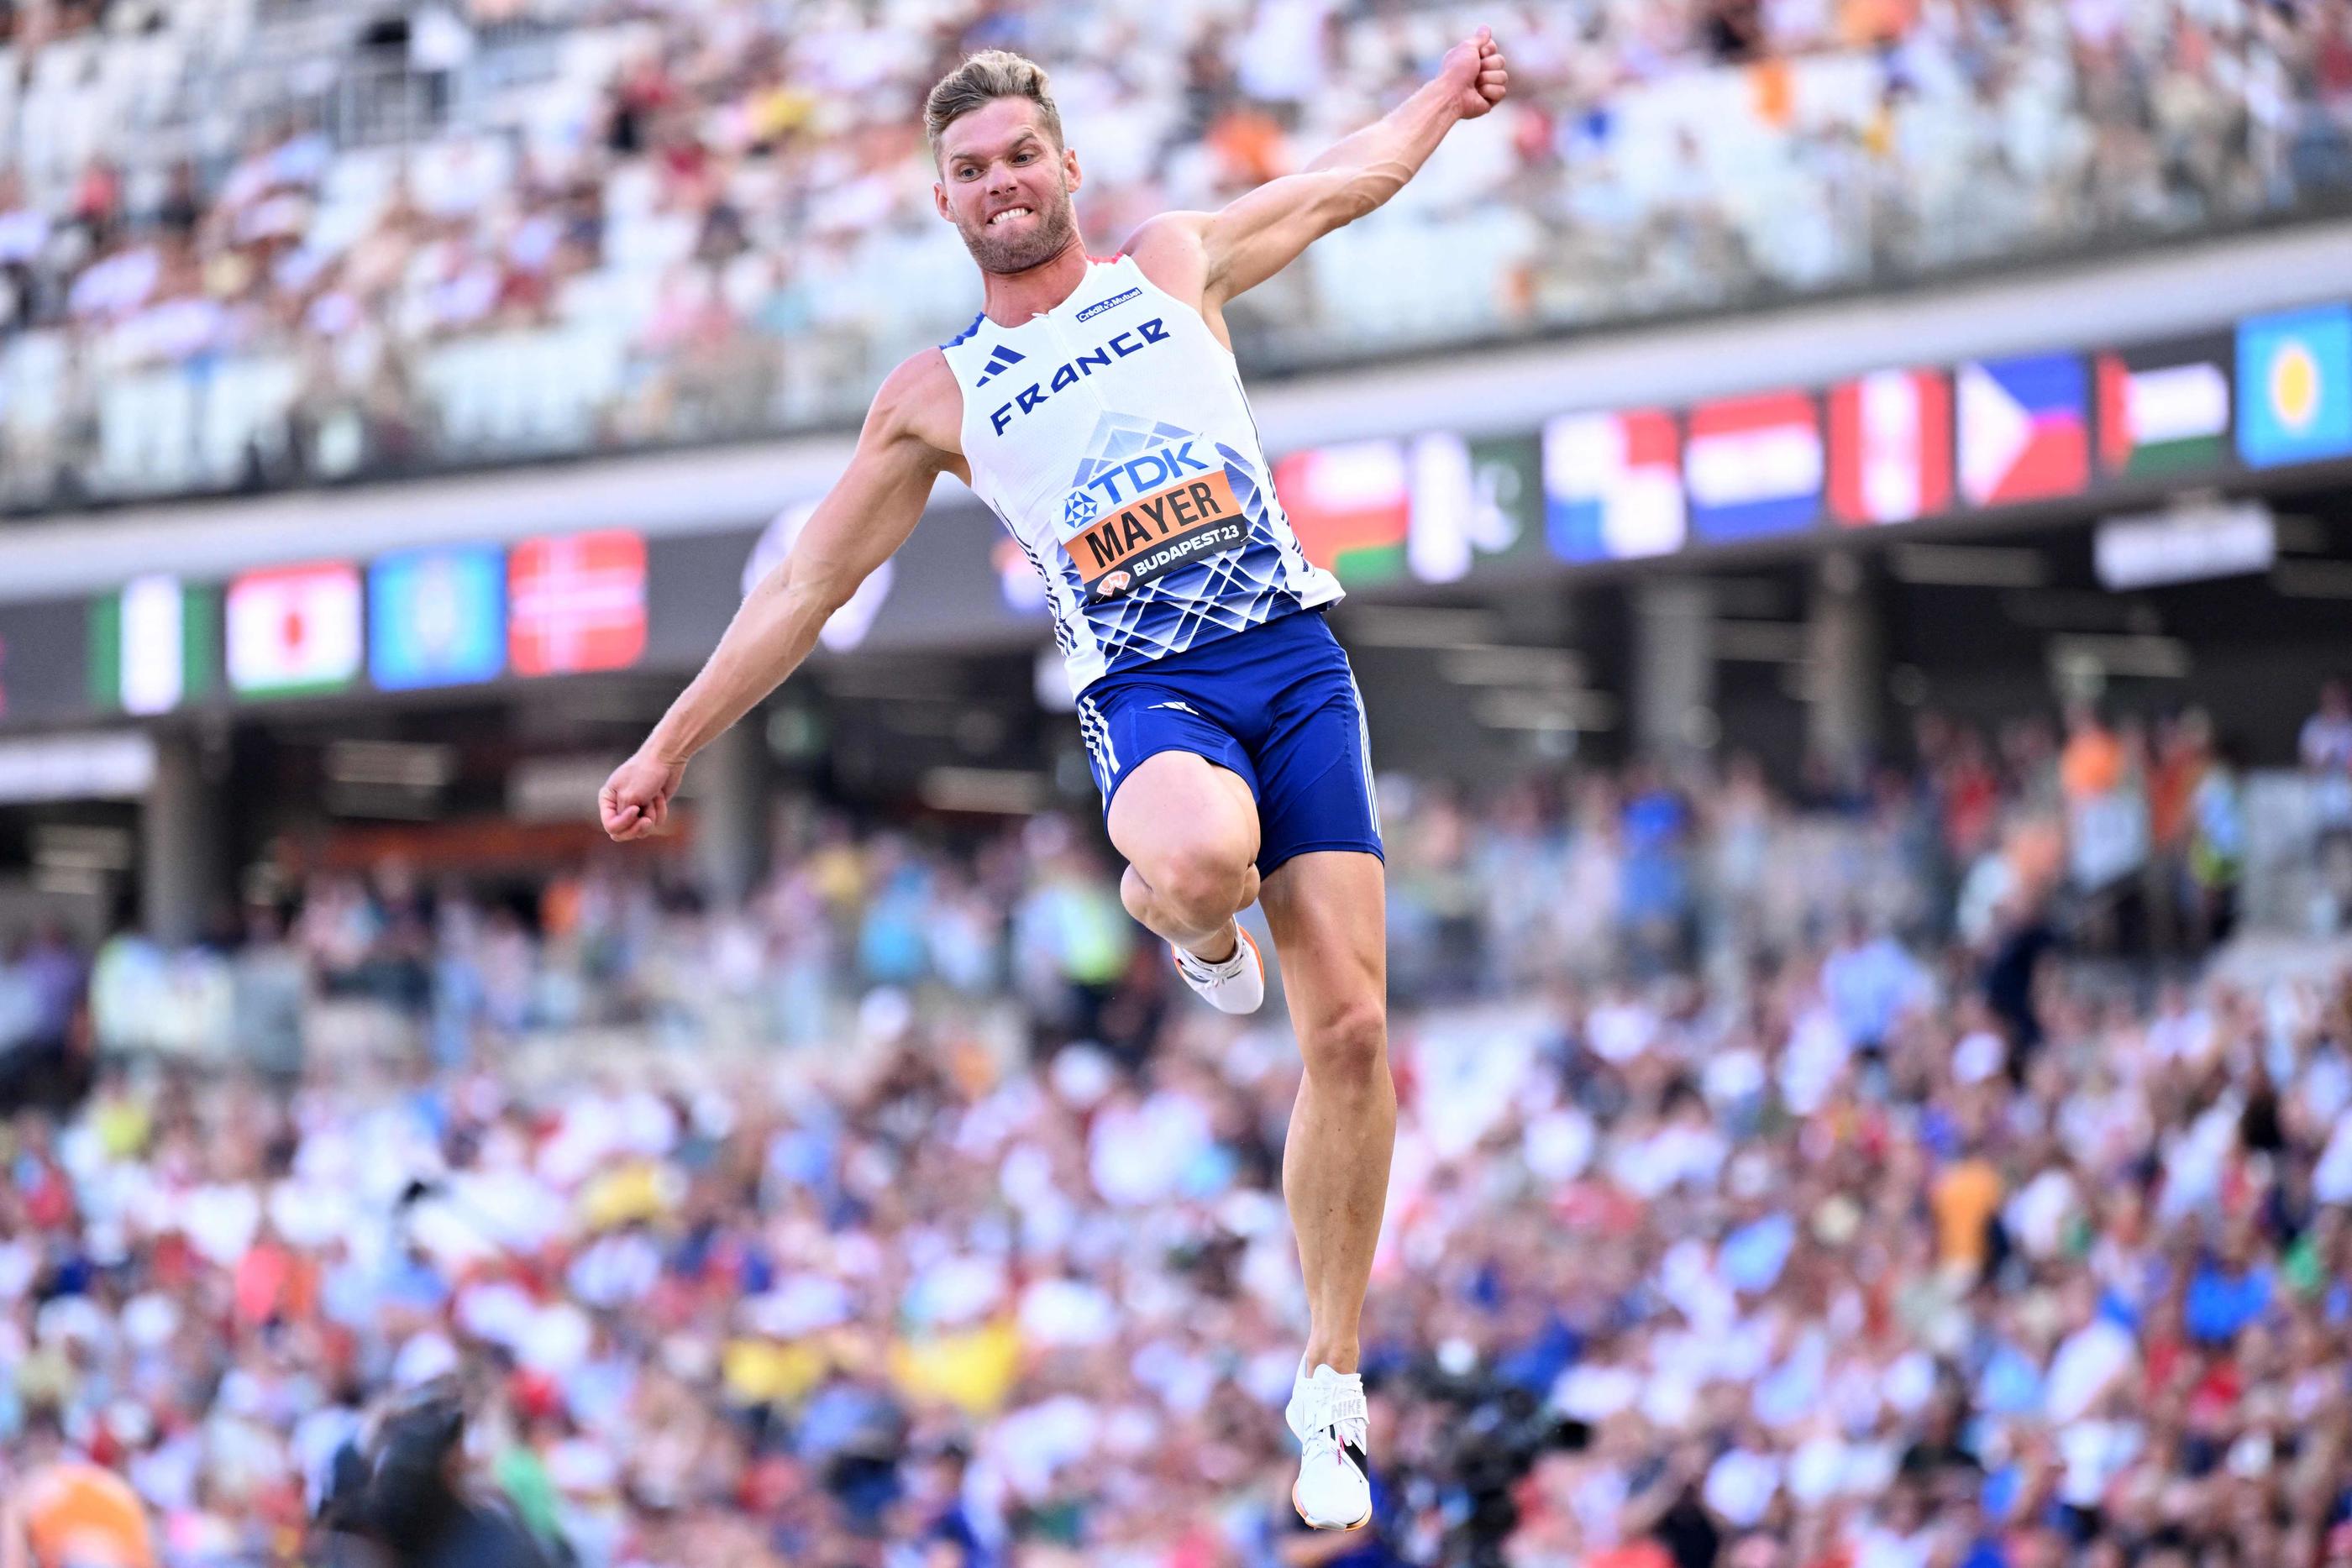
<box><xmin>1284</xmin><ymin>1362</ymin><xmax>1373</xmax><ymax>1531</ymax></box>
<box><xmin>1171</xmin><ymin>926</ymin><xmax>1266</xmax><ymax>1015</ymax></box>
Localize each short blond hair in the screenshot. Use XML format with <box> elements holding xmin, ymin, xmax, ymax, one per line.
<box><xmin>923</xmin><ymin>50</ymin><xmax>1063</xmax><ymax>161</ymax></box>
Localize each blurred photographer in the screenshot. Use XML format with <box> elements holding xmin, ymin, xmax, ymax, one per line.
<box><xmin>314</xmin><ymin>1384</ymin><xmax>559</xmax><ymax>1568</ymax></box>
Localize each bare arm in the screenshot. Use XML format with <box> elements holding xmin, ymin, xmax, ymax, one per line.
<box><xmin>599</xmin><ymin>353</ymin><xmax>957</xmax><ymax>841</ymax></box>
<box><xmin>1131</xmin><ymin>27</ymin><xmax>1509</xmax><ymax>312</ymax></box>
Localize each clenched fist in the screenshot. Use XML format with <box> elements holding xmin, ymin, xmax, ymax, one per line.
<box><xmin>600</xmin><ymin>749</ymin><xmax>686</xmax><ymax>842</ymax></box>
<box><xmin>1439</xmin><ymin>26</ymin><xmax>1509</xmax><ymax>121</ymax></box>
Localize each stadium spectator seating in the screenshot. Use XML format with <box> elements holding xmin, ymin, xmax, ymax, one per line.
<box><xmin>3</xmin><ymin>0</ymin><xmax>2349</xmax><ymax>508</ymax></box>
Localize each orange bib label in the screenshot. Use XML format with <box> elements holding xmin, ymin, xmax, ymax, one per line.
<box><xmin>1063</xmin><ymin>469</ymin><xmax>1245</xmax><ymax>600</ymax></box>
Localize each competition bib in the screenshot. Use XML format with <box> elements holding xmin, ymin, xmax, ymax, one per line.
<box><xmin>1062</xmin><ymin>464</ymin><xmax>1245</xmax><ymax>600</ymax></box>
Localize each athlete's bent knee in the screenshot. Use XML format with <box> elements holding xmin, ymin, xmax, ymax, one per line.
<box><xmin>1152</xmin><ymin>841</ymin><xmax>1254</xmax><ymax>931</ymax></box>
<box><xmin>1300</xmin><ymin>1001</ymin><xmax>1387</xmax><ymax>1088</ymax></box>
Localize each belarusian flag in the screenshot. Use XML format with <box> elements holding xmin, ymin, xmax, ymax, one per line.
<box><xmin>2097</xmin><ymin>345</ymin><xmax>2230</xmax><ymax>478</ymax></box>
<box><xmin>90</xmin><ymin>574</ymin><xmax>215</xmax><ymax>715</ymax></box>
<box><xmin>226</xmin><ymin>562</ymin><xmax>363</xmax><ymax>698</ymax></box>
<box><xmin>1273</xmin><ymin>442</ymin><xmax>1409</xmax><ymax>585</ymax></box>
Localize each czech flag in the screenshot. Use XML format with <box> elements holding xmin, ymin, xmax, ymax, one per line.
<box><xmin>1827</xmin><ymin>369</ymin><xmax>1951</xmax><ymax>526</ymax></box>
<box><xmin>1542</xmin><ymin>410</ymin><xmax>1685</xmax><ymax>562</ymax></box>
<box><xmin>1957</xmin><ymin>354</ymin><xmax>2089</xmax><ymax>506</ymax></box>
<box><xmin>1684</xmin><ymin>391</ymin><xmax>1824</xmax><ymax>541</ymax></box>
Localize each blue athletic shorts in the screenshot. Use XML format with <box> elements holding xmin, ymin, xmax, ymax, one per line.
<box><xmin>1077</xmin><ymin>608</ymin><xmax>1383</xmax><ymax>876</ymax></box>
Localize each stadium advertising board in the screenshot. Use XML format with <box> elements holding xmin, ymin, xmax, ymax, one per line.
<box><xmin>850</xmin><ymin>509</ymin><xmax>1046</xmax><ymax>648</ymax></box>
<box><xmin>2094</xmin><ymin>501</ymin><xmax>2276</xmax><ymax>591</ymax></box>
<box><xmin>0</xmin><ymin>731</ymin><xmax>155</xmax><ymax>803</ymax></box>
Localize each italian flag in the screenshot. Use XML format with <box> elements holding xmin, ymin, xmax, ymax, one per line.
<box><xmin>90</xmin><ymin>575</ymin><xmax>214</xmax><ymax>715</ymax></box>
<box><xmin>227</xmin><ymin>563</ymin><xmax>364</xmax><ymax>697</ymax></box>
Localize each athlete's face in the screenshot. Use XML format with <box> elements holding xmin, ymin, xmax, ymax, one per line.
<box><xmin>934</xmin><ymin>100</ymin><xmax>1082</xmax><ymax>275</ymax></box>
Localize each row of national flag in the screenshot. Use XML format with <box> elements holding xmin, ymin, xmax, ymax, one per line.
<box><xmin>87</xmin><ymin>532</ymin><xmax>648</xmax><ymax>715</ymax></box>
<box><xmin>1501</xmin><ymin>301</ymin><xmax>2350</xmax><ymax>567</ymax></box>
<box><xmin>61</xmin><ymin>302</ymin><xmax>2352</xmax><ymax>696</ymax></box>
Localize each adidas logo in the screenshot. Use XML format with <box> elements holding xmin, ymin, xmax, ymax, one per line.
<box><xmin>974</xmin><ymin>344</ymin><xmax>1026</xmax><ymax>387</ymax></box>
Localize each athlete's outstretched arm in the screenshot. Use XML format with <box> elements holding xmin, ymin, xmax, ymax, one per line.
<box><xmin>1171</xmin><ymin>26</ymin><xmax>1509</xmax><ymax>307</ymax></box>
<box><xmin>600</xmin><ymin>355</ymin><xmax>954</xmax><ymax>842</ymax></box>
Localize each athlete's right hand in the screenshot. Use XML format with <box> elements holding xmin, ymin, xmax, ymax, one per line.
<box><xmin>1438</xmin><ymin>25</ymin><xmax>1509</xmax><ymax>121</ymax></box>
<box><xmin>600</xmin><ymin>748</ymin><xmax>686</xmax><ymax>842</ymax></box>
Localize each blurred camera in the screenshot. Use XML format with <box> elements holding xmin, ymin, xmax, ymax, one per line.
<box><xmin>316</xmin><ymin>1383</ymin><xmax>550</xmax><ymax>1567</ymax></box>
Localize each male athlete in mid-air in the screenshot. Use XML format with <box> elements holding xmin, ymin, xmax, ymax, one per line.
<box><xmin>601</xmin><ymin>29</ymin><xmax>1509</xmax><ymax>1529</ymax></box>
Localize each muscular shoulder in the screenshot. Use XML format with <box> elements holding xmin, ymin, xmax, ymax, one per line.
<box><xmin>1121</xmin><ymin>212</ymin><xmax>1214</xmax><ymax>308</ymax></box>
<box><xmin>869</xmin><ymin>348</ymin><xmax>965</xmax><ymax>465</ymax></box>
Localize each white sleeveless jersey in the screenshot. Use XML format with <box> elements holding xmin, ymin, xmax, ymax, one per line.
<box><xmin>938</xmin><ymin>254</ymin><xmax>1341</xmax><ymax>694</ymax></box>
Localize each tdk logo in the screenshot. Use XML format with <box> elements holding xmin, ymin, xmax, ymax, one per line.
<box><xmin>990</xmin><ymin>318</ymin><xmax>1171</xmax><ymax>435</ymax></box>
<box><xmin>1075</xmin><ymin>438</ymin><xmax>1212</xmax><ymax>509</ymax></box>
<box><xmin>974</xmin><ymin>344</ymin><xmax>1026</xmax><ymax>387</ymax></box>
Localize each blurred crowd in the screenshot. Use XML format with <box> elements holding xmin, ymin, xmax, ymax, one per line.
<box><xmin>5</xmin><ymin>720</ymin><xmax>2352</xmax><ymax>1565</ymax></box>
<box><xmin>4</xmin><ymin>0</ymin><xmax>2352</xmax><ymax>505</ymax></box>
<box><xmin>19</xmin><ymin>717</ymin><xmax>2092</xmax><ymax>1076</ymax></box>
<box><xmin>17</xmin><ymin>681</ymin><xmax>2305</xmax><ymax>1080</ymax></box>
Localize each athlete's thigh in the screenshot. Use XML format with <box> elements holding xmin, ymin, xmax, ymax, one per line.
<box><xmin>1086</xmin><ymin>682</ymin><xmax>1262</xmax><ymax>873</ymax></box>
<box><xmin>1105</xmin><ymin>747</ymin><xmax>1260</xmax><ymax>874</ymax></box>
<box><xmin>1257</xmin><ymin>850</ymin><xmax>1387</xmax><ymax>1030</ymax></box>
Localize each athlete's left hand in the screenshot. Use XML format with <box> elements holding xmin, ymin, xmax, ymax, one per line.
<box><xmin>1439</xmin><ymin>26</ymin><xmax>1509</xmax><ymax>120</ymax></box>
